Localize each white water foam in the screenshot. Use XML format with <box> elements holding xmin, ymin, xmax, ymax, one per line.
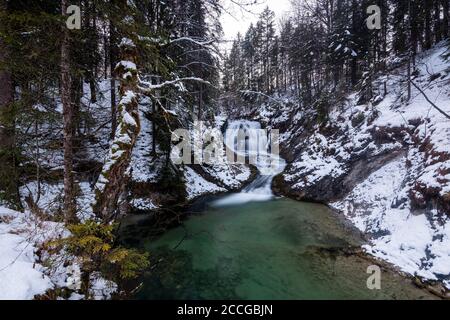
<box><xmin>213</xmin><ymin>120</ymin><xmax>286</xmax><ymax>207</ymax></box>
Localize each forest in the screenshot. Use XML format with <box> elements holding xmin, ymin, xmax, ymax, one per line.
<box><xmin>0</xmin><ymin>0</ymin><xmax>449</xmax><ymax>301</ymax></box>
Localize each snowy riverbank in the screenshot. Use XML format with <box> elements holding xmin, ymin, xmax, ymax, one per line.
<box><xmin>257</xmin><ymin>43</ymin><xmax>450</xmax><ymax>290</ymax></box>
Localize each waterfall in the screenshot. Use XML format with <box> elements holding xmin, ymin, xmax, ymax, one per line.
<box><xmin>213</xmin><ymin>120</ymin><xmax>286</xmax><ymax>207</ymax></box>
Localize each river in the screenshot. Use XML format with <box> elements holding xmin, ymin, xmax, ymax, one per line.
<box><xmin>119</xmin><ymin>121</ymin><xmax>436</xmax><ymax>300</ymax></box>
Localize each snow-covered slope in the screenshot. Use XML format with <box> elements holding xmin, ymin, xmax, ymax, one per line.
<box><xmin>183</xmin><ymin>167</ymin><xmax>226</xmax><ymax>200</ymax></box>
<box><xmin>332</xmin><ymin>157</ymin><xmax>450</xmax><ymax>288</ymax></box>
<box><xmin>0</xmin><ymin>207</ymin><xmax>61</xmax><ymax>299</ymax></box>
<box><xmin>0</xmin><ymin>206</ymin><xmax>119</xmax><ymax>300</ymax></box>
<box><xmin>252</xmin><ymin>43</ymin><xmax>450</xmax><ymax>289</ymax></box>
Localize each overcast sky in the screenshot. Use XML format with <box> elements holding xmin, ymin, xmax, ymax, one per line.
<box><xmin>220</xmin><ymin>0</ymin><xmax>292</xmax><ymax>44</ymax></box>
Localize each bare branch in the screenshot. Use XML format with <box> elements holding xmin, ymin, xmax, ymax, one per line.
<box><xmin>410</xmin><ymin>80</ymin><xmax>450</xmax><ymax>120</ymax></box>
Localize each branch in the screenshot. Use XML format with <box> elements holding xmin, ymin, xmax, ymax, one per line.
<box><xmin>410</xmin><ymin>80</ymin><xmax>450</xmax><ymax>120</ymax></box>
<box><xmin>240</xmin><ymin>90</ymin><xmax>285</xmax><ymax>106</ymax></box>
<box><xmin>227</xmin><ymin>0</ymin><xmax>266</xmax><ymax>15</ymax></box>
<box><xmin>169</xmin><ymin>37</ymin><xmax>223</xmax><ymax>58</ymax></box>
<box><xmin>169</xmin><ymin>37</ymin><xmax>215</xmax><ymax>47</ymax></box>
<box><xmin>138</xmin><ymin>77</ymin><xmax>214</xmax><ymax>93</ymax></box>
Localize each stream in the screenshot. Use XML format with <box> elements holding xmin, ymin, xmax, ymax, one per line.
<box><xmin>119</xmin><ymin>121</ymin><xmax>436</xmax><ymax>300</ymax></box>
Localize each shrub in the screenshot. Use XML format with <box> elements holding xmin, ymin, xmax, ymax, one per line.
<box><xmin>52</xmin><ymin>220</ymin><xmax>150</xmax><ymax>299</ymax></box>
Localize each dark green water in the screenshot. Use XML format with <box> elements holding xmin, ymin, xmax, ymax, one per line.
<box><xmin>121</xmin><ymin>198</ymin><xmax>436</xmax><ymax>300</ymax></box>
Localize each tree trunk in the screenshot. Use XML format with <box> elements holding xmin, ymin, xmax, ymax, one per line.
<box><xmin>0</xmin><ymin>0</ymin><xmax>20</xmax><ymax>208</ymax></box>
<box><xmin>71</xmin><ymin>75</ymin><xmax>82</xmax><ymax>136</ymax></box>
<box><xmin>198</xmin><ymin>84</ymin><xmax>203</xmax><ymax>121</ymax></box>
<box><xmin>407</xmin><ymin>55</ymin><xmax>412</xmax><ymax>101</ymax></box>
<box><xmin>152</xmin><ymin>97</ymin><xmax>157</xmax><ymax>156</ymax></box>
<box><xmin>0</xmin><ymin>0</ymin><xmax>13</xmax><ymax>148</ymax></box>
<box><xmin>93</xmin><ymin>38</ymin><xmax>141</xmax><ymax>222</ymax></box>
<box><xmin>443</xmin><ymin>0</ymin><xmax>449</xmax><ymax>39</ymax></box>
<box><xmin>61</xmin><ymin>0</ymin><xmax>77</xmax><ymax>223</ymax></box>
<box><xmin>435</xmin><ymin>0</ymin><xmax>442</xmax><ymax>43</ymax></box>
<box><xmin>110</xmin><ymin>20</ymin><xmax>117</xmax><ymax>139</ymax></box>
<box><xmin>0</xmin><ymin>65</ymin><xmax>13</xmax><ymax>148</ymax></box>
<box><xmin>0</xmin><ymin>31</ymin><xmax>13</xmax><ymax>149</ymax></box>
<box><xmin>424</xmin><ymin>0</ymin><xmax>433</xmax><ymax>49</ymax></box>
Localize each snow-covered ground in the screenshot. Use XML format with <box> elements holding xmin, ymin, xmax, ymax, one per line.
<box><xmin>20</xmin><ymin>181</ymin><xmax>96</xmax><ymax>222</ymax></box>
<box><xmin>332</xmin><ymin>157</ymin><xmax>450</xmax><ymax>288</ymax></box>
<box><xmin>0</xmin><ymin>206</ymin><xmax>64</xmax><ymax>299</ymax></box>
<box><xmin>0</xmin><ymin>205</ymin><xmax>121</xmax><ymax>300</ymax></box>
<box><xmin>183</xmin><ymin>167</ymin><xmax>226</xmax><ymax>200</ymax></box>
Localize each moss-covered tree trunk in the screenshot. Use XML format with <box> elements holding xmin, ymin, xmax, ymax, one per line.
<box><xmin>93</xmin><ymin>38</ymin><xmax>140</xmax><ymax>222</ymax></box>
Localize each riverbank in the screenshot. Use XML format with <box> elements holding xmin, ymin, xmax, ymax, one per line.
<box><xmin>238</xmin><ymin>44</ymin><xmax>450</xmax><ymax>294</ymax></box>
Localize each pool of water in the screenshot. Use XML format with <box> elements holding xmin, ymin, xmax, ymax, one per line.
<box><xmin>120</xmin><ymin>198</ymin><xmax>436</xmax><ymax>300</ymax></box>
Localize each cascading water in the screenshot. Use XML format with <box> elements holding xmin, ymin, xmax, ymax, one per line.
<box><xmin>213</xmin><ymin>120</ymin><xmax>286</xmax><ymax>206</ymax></box>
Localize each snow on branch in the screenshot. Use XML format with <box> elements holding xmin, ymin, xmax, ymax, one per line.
<box><xmin>138</xmin><ymin>76</ymin><xmax>214</xmax><ymax>93</ymax></box>
<box><xmin>168</xmin><ymin>37</ymin><xmax>215</xmax><ymax>47</ymax></box>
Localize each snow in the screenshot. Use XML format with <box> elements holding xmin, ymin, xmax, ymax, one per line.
<box><xmin>120</xmin><ymin>90</ymin><xmax>137</xmax><ymax>106</ymax></box>
<box><xmin>122</xmin><ymin>111</ymin><xmax>137</xmax><ymax>127</ymax></box>
<box><xmin>0</xmin><ymin>207</ymin><xmax>56</xmax><ymax>299</ymax></box>
<box><xmin>20</xmin><ymin>181</ymin><xmax>96</xmax><ymax>222</ymax></box>
<box><xmin>202</xmin><ymin>164</ymin><xmax>251</xmax><ymax>189</ymax></box>
<box><xmin>183</xmin><ymin>167</ymin><xmax>226</xmax><ymax>200</ymax></box>
<box><xmin>119</xmin><ymin>38</ymin><xmax>135</xmax><ymax>48</ymax></box>
<box><xmin>282</xmin><ymin>44</ymin><xmax>450</xmax><ymax>199</ymax></box>
<box><xmin>179</xmin><ymin>116</ymin><xmax>253</xmax><ymax>198</ymax></box>
<box><xmin>332</xmin><ymin>157</ymin><xmax>450</xmax><ymax>285</ymax></box>
<box><xmin>116</xmin><ymin>60</ymin><xmax>137</xmax><ymax>72</ymax></box>
<box><xmin>323</xmin><ymin>44</ymin><xmax>450</xmax><ymax>287</ymax></box>
<box><xmin>4</xmin><ymin>69</ymin><xmax>257</xmax><ymax>298</ymax></box>
<box><xmin>287</xmin><ymin>150</ymin><xmax>345</xmax><ymax>189</ymax></box>
<box><xmin>0</xmin><ymin>204</ymin><xmax>119</xmax><ymax>300</ymax></box>
<box><xmin>130</xmin><ymin>198</ymin><xmax>158</xmax><ymax>211</ymax></box>
<box><xmin>88</xmin><ymin>272</ymin><xmax>118</xmax><ymax>300</ymax></box>
<box><xmin>130</xmin><ymin>98</ymin><xmax>160</xmax><ymax>184</ymax></box>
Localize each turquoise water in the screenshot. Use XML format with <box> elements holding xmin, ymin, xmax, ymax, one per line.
<box><xmin>121</xmin><ymin>198</ymin><xmax>436</xmax><ymax>300</ymax></box>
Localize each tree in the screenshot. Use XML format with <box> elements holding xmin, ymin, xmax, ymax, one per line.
<box><xmin>0</xmin><ymin>0</ymin><xmax>19</xmax><ymax>207</ymax></box>
<box><xmin>61</xmin><ymin>0</ymin><xmax>77</xmax><ymax>223</ymax></box>
<box><xmin>443</xmin><ymin>0</ymin><xmax>449</xmax><ymax>39</ymax></box>
<box><xmin>93</xmin><ymin>8</ymin><xmax>141</xmax><ymax>222</ymax></box>
<box><xmin>259</xmin><ymin>7</ymin><xmax>276</xmax><ymax>93</ymax></box>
